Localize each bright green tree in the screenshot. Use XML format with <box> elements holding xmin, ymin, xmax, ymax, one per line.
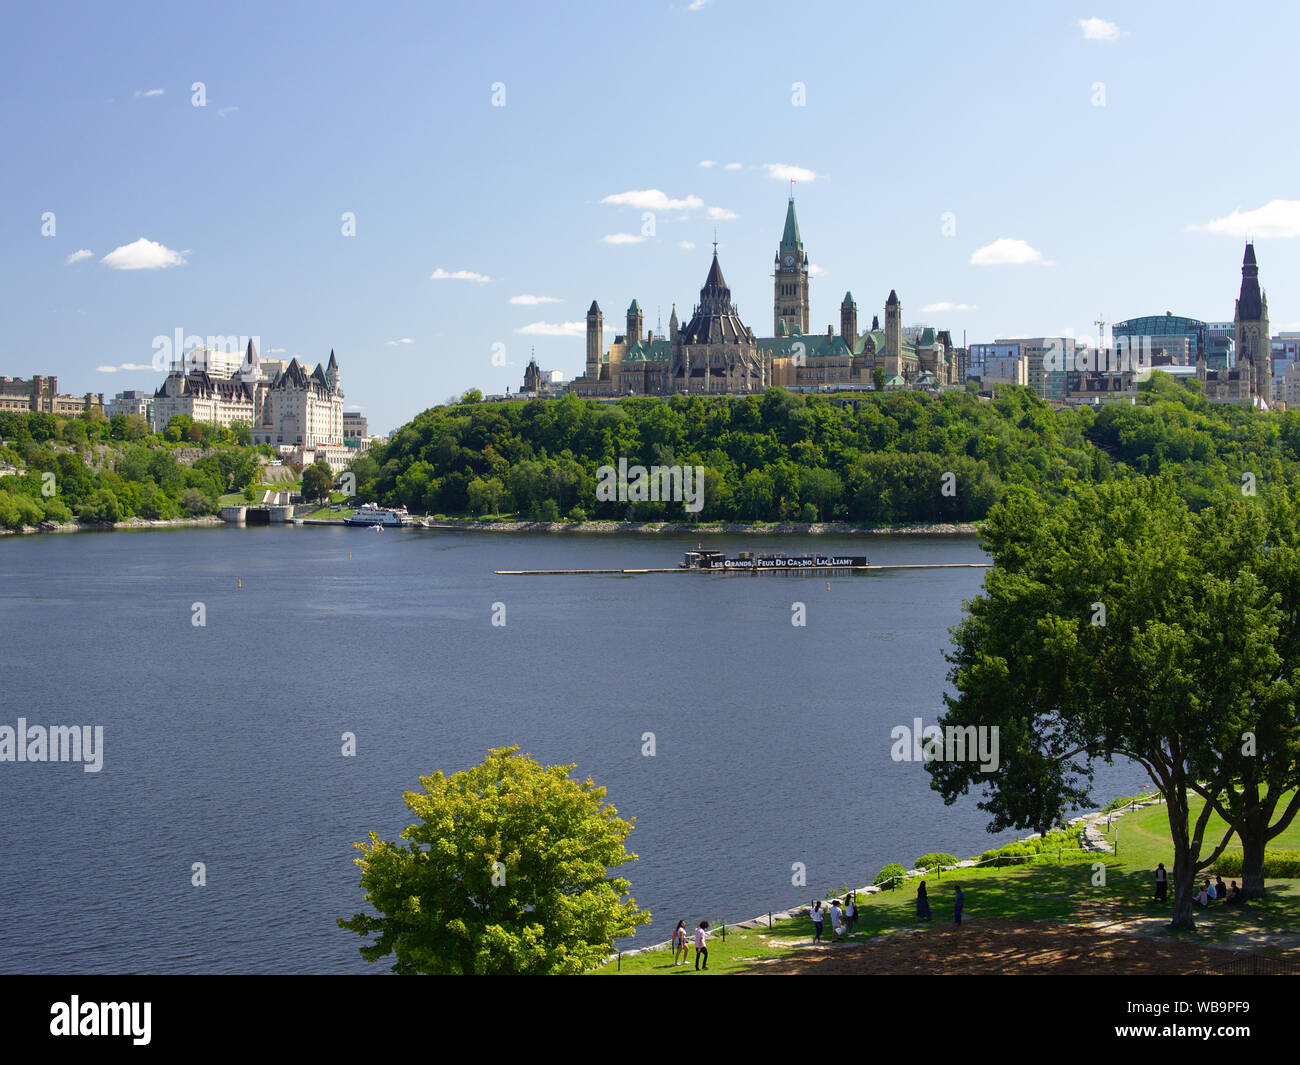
<box><xmin>339</xmin><ymin>746</ymin><xmax>650</xmax><ymax>974</ymax></box>
<box><xmin>302</xmin><ymin>459</ymin><xmax>334</xmax><ymax>503</ymax></box>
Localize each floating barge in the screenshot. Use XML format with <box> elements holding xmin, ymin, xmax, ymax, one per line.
<box><xmin>495</xmin><ymin>548</ymin><xmax>989</xmax><ymax>576</ymax></box>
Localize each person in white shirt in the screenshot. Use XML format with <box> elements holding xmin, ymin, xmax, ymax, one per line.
<box><xmin>829</xmin><ymin>900</ymin><xmax>844</xmax><ymax>940</ymax></box>
<box><xmin>694</xmin><ymin>921</ymin><xmax>711</xmax><ymax>971</ymax></box>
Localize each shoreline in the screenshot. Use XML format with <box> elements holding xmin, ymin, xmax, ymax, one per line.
<box><xmin>0</xmin><ymin>516</ymin><xmax>223</xmax><ymax>537</ymax></box>
<box><xmin>2</xmin><ymin>516</ymin><xmax>981</xmax><ymax>538</ymax></box>
<box><xmin>421</xmin><ymin>519</ymin><xmax>982</xmax><ymax>536</ymax></box>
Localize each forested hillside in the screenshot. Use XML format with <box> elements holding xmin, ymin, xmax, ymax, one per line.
<box><xmin>359</xmin><ymin>375</ymin><xmax>1300</xmax><ymax>524</ymax></box>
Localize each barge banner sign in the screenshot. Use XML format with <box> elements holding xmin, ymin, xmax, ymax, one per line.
<box><xmin>709</xmin><ymin>555</ymin><xmax>867</xmax><ymax>569</ymax></box>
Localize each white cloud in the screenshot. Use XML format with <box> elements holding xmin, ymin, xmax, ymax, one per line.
<box><xmin>808</xmin><ymin>263</ymin><xmax>826</xmax><ymax>277</ymax></box>
<box><xmin>218</xmin><ymin>106</ymin><xmax>239</xmax><ymax>118</ymax></box>
<box><xmin>724</xmin><ymin>162</ymin><xmax>742</xmax><ymax>170</ymax></box>
<box><xmin>762</xmin><ymin>163</ymin><xmax>817</xmax><ymax>183</ymax></box>
<box><xmin>921</xmin><ymin>301</ymin><xmax>977</xmax><ymax>312</ymax></box>
<box><xmin>601</xmin><ymin>189</ymin><xmax>704</xmax><ymax>211</ymax></box>
<box><xmin>698</xmin><ymin>160</ymin><xmax>716</xmax><ymax>168</ymax></box>
<box><xmin>601</xmin><ymin>233</ymin><xmax>646</xmax><ymax>245</ymax></box>
<box><xmin>385</xmin><ymin>338</ymin><xmax>415</xmax><ymax>346</ymax></box>
<box><xmin>101</xmin><ymin>237</ymin><xmax>186</xmax><ymax>270</ymax></box>
<box><xmin>65</xmin><ymin>249</ymin><xmax>92</xmax><ymax>265</ymax></box>
<box><xmin>267</xmin><ymin>347</ymin><xmax>287</xmax><ymax>354</ymax></box>
<box><xmin>1078</xmin><ymin>17</ymin><xmax>1123</xmax><ymax>41</ymax></box>
<box><xmin>688</xmin><ymin>0</ymin><xmax>710</xmax><ymax>10</ymax></box>
<box><xmin>969</xmin><ymin>238</ymin><xmax>1049</xmax><ymax>266</ymax></box>
<box><xmin>514</xmin><ymin>320</ymin><xmax>586</xmax><ymax>337</ymax></box>
<box><xmin>1190</xmin><ymin>199</ymin><xmax>1300</xmax><ymax>238</ymax></box>
<box><xmin>431</xmin><ymin>268</ymin><xmax>492</xmax><ymax>282</ymax></box>
<box><xmin>678</xmin><ymin>241</ymin><xmax>696</xmax><ymax>249</ymax></box>
<box><xmin>96</xmin><ymin>362</ymin><xmax>155</xmax><ymax>373</ymax></box>
<box><xmin>134</xmin><ymin>88</ymin><xmax>164</xmax><ymax>98</ymax></box>
<box><xmin>509</xmin><ymin>294</ymin><xmax>563</xmax><ymax>305</ymax></box>
<box><xmin>707</xmin><ymin>206</ymin><xmax>738</xmax><ymax>220</ymax></box>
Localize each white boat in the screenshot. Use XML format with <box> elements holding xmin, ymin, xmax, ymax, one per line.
<box><xmin>345</xmin><ymin>504</ymin><xmax>413</xmax><ymax>527</ymax></box>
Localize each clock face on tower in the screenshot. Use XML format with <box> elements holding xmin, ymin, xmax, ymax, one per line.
<box><xmin>783</xmin><ymin>255</ymin><xmax>794</xmax><ymax>267</ymax></box>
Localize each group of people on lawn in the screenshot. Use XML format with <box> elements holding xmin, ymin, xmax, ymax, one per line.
<box><xmin>1153</xmin><ymin>863</ymin><xmax>1245</xmax><ymax>906</ymax></box>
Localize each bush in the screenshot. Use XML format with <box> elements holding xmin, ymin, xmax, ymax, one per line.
<box><xmin>979</xmin><ymin>842</ymin><xmax>1034</xmax><ymax>867</ymax></box>
<box><xmin>915</xmin><ymin>852</ymin><xmax>959</xmax><ymax>871</ymax></box>
<box><xmin>1210</xmin><ymin>850</ymin><xmax>1300</xmax><ymax>878</ymax></box>
<box><xmin>874</xmin><ymin>863</ymin><xmax>907</xmax><ymax>888</ymax></box>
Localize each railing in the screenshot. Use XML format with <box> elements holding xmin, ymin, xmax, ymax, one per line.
<box><xmin>1195</xmin><ymin>952</ymin><xmax>1300</xmax><ymax>976</ymax></box>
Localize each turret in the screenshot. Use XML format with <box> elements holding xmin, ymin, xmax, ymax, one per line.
<box><xmin>885</xmin><ymin>290</ymin><xmax>901</xmax><ymax>361</ymax></box>
<box><xmin>586</xmin><ymin>300</ymin><xmax>604</xmax><ymax>379</ymax></box>
<box><xmin>669</xmin><ymin>304</ymin><xmax>679</xmax><ymax>343</ymax></box>
<box><xmin>627</xmin><ymin>300</ymin><xmax>644</xmax><ymax>349</ymax></box>
<box><xmin>840</xmin><ymin>291</ymin><xmax>857</xmax><ymax>348</ymax></box>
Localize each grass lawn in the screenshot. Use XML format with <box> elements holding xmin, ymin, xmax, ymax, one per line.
<box><xmin>594</xmin><ymin>793</ymin><xmax>1300</xmax><ymax>974</ymax></box>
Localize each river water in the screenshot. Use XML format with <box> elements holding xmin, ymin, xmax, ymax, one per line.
<box><xmin>0</xmin><ymin>526</ymin><xmax>1139</xmax><ymax>973</ymax></box>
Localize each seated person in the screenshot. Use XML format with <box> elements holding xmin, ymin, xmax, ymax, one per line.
<box><xmin>1195</xmin><ymin>881</ymin><xmax>1211</xmax><ymax>906</ymax></box>
<box><xmin>1214</xmin><ymin>875</ymin><xmax>1228</xmax><ymax>901</ymax></box>
<box><xmin>1225</xmin><ymin>881</ymin><xmax>1245</xmax><ymax>906</ymax></box>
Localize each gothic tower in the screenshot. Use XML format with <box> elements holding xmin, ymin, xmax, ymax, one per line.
<box><xmin>626</xmin><ymin>299</ymin><xmax>644</xmax><ymax>345</ymax></box>
<box><xmin>885</xmin><ymin>289</ymin><xmax>901</xmax><ymax>364</ymax></box>
<box><xmin>586</xmin><ymin>300</ymin><xmax>603</xmax><ymax>379</ymax></box>
<box><xmin>669</xmin><ymin>304</ymin><xmax>679</xmax><ymax>343</ymax></box>
<box><xmin>841</xmin><ymin>292</ymin><xmax>857</xmax><ymax>348</ymax></box>
<box><xmin>1234</xmin><ymin>243</ymin><xmax>1270</xmax><ymax>403</ymax></box>
<box><xmin>773</xmin><ymin>196</ymin><xmax>809</xmax><ymax>336</ymax></box>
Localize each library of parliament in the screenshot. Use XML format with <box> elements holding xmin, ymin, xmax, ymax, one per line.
<box><xmin>567</xmin><ymin>198</ymin><xmax>957</xmax><ymax>397</ymax></box>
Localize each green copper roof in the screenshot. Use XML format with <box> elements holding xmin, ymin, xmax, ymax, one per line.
<box><xmin>756</xmin><ymin>335</ymin><xmax>852</xmax><ymax>360</ymax></box>
<box><xmin>622</xmin><ymin>339</ymin><xmax>672</xmax><ymax>363</ymax></box>
<box><xmin>781</xmin><ymin>198</ymin><xmax>801</xmax><ymax>248</ymax></box>
<box><xmin>842</xmin><ymin>291</ymin><xmax>855</xmax><ymax>307</ymax></box>
<box><xmin>628</xmin><ymin>299</ymin><xmax>641</xmax><ymax>315</ymax></box>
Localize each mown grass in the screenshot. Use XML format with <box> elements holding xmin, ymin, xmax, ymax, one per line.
<box><xmin>594</xmin><ymin>793</ymin><xmax>1300</xmax><ymax>973</ymax></box>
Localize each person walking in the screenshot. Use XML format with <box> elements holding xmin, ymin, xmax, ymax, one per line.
<box><xmin>671</xmin><ymin>920</ymin><xmax>689</xmax><ymax>966</ymax></box>
<box><xmin>1154</xmin><ymin>862</ymin><xmax>1168</xmax><ymax>902</ymax></box>
<box><xmin>829</xmin><ymin>899</ymin><xmax>845</xmax><ymax>941</ymax></box>
<box><xmin>694</xmin><ymin>921</ymin><xmax>711</xmax><ymax>971</ymax></box>
<box><xmin>916</xmin><ymin>880</ymin><xmax>932</xmax><ymax>921</ymax></box>
<box><xmin>845</xmin><ymin>893</ymin><xmax>858</xmax><ymax>935</ymax></box>
<box><xmin>811</xmin><ymin>900</ymin><xmax>824</xmax><ymax>944</ymax></box>
<box><xmin>953</xmin><ymin>885</ymin><xmax>965</xmax><ymax>925</ymax></box>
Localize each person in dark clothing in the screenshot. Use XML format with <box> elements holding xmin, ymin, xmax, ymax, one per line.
<box><xmin>916</xmin><ymin>880</ymin><xmax>932</xmax><ymax>921</ymax></box>
<box><xmin>1225</xmin><ymin>881</ymin><xmax>1245</xmax><ymax>906</ymax></box>
<box><xmin>953</xmin><ymin>886</ymin><xmax>965</xmax><ymax>925</ymax></box>
<box><xmin>1154</xmin><ymin>862</ymin><xmax>1168</xmax><ymax>902</ymax></box>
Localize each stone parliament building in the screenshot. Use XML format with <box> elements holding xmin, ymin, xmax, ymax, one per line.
<box><xmin>568</xmin><ymin>198</ymin><xmax>957</xmax><ymax>397</ymax></box>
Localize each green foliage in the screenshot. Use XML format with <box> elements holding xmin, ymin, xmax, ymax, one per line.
<box><xmin>915</xmin><ymin>852</ymin><xmax>960</xmax><ymax>871</ymax></box>
<box><xmin>931</xmin><ymin>476</ymin><xmax>1300</xmax><ymax>924</ymax></box>
<box><xmin>338</xmin><ymin>746</ymin><xmax>650</xmax><ymax>974</ymax></box>
<box><xmin>874</xmin><ymin>862</ymin><xmax>907</xmax><ymax>887</ymax></box>
<box><xmin>301</xmin><ymin>460</ymin><xmax>334</xmax><ymax>503</ymax></box>
<box><xmin>1208</xmin><ymin>850</ymin><xmax>1300</xmax><ymax>878</ymax></box>
<box><xmin>365</xmin><ymin>384</ymin><xmax>1293</xmax><ymax>524</ymax></box>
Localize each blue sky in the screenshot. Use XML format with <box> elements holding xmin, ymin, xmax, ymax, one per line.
<box><xmin>4</xmin><ymin>0</ymin><xmax>1299</xmax><ymax>433</ymax></box>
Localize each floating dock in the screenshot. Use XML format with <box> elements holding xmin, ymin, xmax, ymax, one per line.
<box><xmin>494</xmin><ymin>563</ymin><xmax>990</xmax><ymax>575</ymax></box>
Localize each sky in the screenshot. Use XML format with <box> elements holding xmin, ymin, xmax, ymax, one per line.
<box><xmin>4</xmin><ymin>0</ymin><xmax>1300</xmax><ymax>434</ymax></box>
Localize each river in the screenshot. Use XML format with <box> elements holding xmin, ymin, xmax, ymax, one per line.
<box><xmin>0</xmin><ymin>526</ymin><xmax>1140</xmax><ymax>972</ymax></box>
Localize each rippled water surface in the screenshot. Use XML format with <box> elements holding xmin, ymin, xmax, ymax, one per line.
<box><xmin>0</xmin><ymin>526</ymin><xmax>1139</xmax><ymax>973</ymax></box>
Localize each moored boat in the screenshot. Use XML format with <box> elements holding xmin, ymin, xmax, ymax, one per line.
<box><xmin>679</xmin><ymin>549</ymin><xmax>868</xmax><ymax>570</ymax></box>
<box><xmin>345</xmin><ymin>504</ymin><xmax>413</xmax><ymax>527</ymax></box>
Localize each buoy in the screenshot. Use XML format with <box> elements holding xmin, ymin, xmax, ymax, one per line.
<box><xmin>237</xmin><ymin>579</ymin><xmax>242</xmax><ymax>588</ymax></box>
<box><xmin>826</xmin><ymin>582</ymin><xmax>830</xmax><ymax>591</ymax></box>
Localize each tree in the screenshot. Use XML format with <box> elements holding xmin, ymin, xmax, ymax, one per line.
<box><xmin>928</xmin><ymin>478</ymin><xmax>1300</xmax><ymax>929</ymax></box>
<box><xmin>872</xmin><ymin>365</ymin><xmax>887</xmax><ymax>392</ymax></box>
<box><xmin>339</xmin><ymin>746</ymin><xmax>650</xmax><ymax>974</ymax></box>
<box><xmin>302</xmin><ymin>459</ymin><xmax>334</xmax><ymax>503</ymax></box>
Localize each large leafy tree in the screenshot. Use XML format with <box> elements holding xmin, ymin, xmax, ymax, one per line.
<box><xmin>929</xmin><ymin>478</ymin><xmax>1300</xmax><ymax>929</ymax></box>
<box><xmin>339</xmin><ymin>746</ymin><xmax>650</xmax><ymax>974</ymax></box>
